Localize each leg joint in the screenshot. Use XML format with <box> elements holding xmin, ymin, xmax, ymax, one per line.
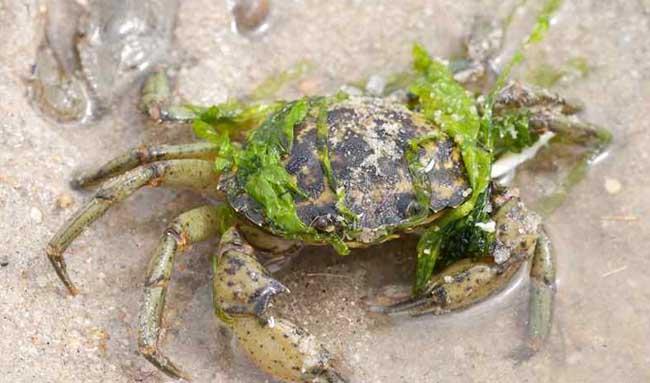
<box><xmin>164</xmin><ymin>225</ymin><xmax>189</xmax><ymax>250</ymax></box>
<box><xmin>95</xmin><ymin>189</ymin><xmax>116</xmax><ymax>202</ymax></box>
<box><xmin>45</xmin><ymin>244</ymin><xmax>61</xmax><ymax>259</ymax></box>
<box><xmin>137</xmin><ymin>343</ymin><xmax>156</xmax><ymax>358</ymax></box>
<box><xmin>134</xmin><ymin>145</ymin><xmax>153</xmax><ymax>163</ymax></box>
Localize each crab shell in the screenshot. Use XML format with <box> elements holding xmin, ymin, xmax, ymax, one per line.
<box><xmin>220</xmin><ymin>97</ymin><xmax>471</xmax><ymax>246</ymax></box>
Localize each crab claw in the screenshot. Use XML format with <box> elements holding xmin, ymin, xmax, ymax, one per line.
<box><xmin>213</xmin><ymin>227</ymin><xmax>348</xmax><ymax>383</ymax></box>
<box><xmin>375</xmin><ymin>257</ymin><xmax>515</xmax><ymax>317</ymax></box>
<box><xmin>212</xmin><ymin>228</ymin><xmax>290</xmax><ymax>317</ymax></box>
<box><xmin>375</xmin><ymin>195</ymin><xmax>541</xmax><ymax>318</ymax></box>
<box><xmin>230</xmin><ymin>317</ymin><xmax>347</xmax><ymax>383</ymax></box>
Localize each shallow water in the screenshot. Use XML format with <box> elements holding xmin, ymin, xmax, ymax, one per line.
<box><xmin>1</xmin><ymin>1</ymin><xmax>649</xmax><ymax>382</ymax></box>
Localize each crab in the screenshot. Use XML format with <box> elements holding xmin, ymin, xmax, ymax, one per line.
<box><xmin>46</xmin><ymin>13</ymin><xmax>610</xmax><ymax>383</ymax></box>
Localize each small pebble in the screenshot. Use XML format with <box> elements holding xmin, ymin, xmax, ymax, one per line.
<box><xmin>30</xmin><ymin>207</ymin><xmax>43</xmax><ymax>223</ymax></box>
<box><xmin>0</xmin><ymin>256</ymin><xmax>9</xmax><ymax>267</ymax></box>
<box><xmin>231</xmin><ymin>0</ymin><xmax>270</xmax><ymax>33</ymax></box>
<box><xmin>56</xmin><ymin>193</ymin><xmax>74</xmax><ymax>209</ymax></box>
<box><xmin>365</xmin><ymin>75</ymin><xmax>386</xmax><ymax>96</ymax></box>
<box><xmin>492</xmin><ymin>244</ymin><xmax>510</xmax><ymax>264</ymax></box>
<box><xmin>339</xmin><ymin>85</ymin><xmax>363</xmax><ymax>97</ymax></box>
<box><xmin>604</xmin><ymin>177</ymin><xmax>622</xmax><ymax>194</ymax></box>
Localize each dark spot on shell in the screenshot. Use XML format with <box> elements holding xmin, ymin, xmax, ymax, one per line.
<box><xmin>331</xmin><ymin>130</ymin><xmax>373</xmax><ymax>170</ymax></box>
<box><xmin>421</xmin><ymin>138</ymin><xmax>469</xmax><ymax>211</ymax></box>
<box><xmin>327</xmin><ymin>107</ymin><xmax>358</xmax><ymax>125</ymax></box>
<box><xmin>397</xmin><ymin>192</ymin><xmax>419</xmax><ymax>217</ymax></box>
<box><xmin>285</xmin><ymin>149</ymin><xmax>310</xmax><ymax>174</ymax></box>
<box><xmin>224</xmin><ymin>255</ymin><xmax>245</xmax><ymax>275</ymax></box>
<box><xmin>453</xmin><ymin>271</ymin><xmax>470</xmax><ymax>283</ymax></box>
<box><xmin>286</xmin><ymin>123</ymin><xmax>326</xmax><ymax>198</ymax></box>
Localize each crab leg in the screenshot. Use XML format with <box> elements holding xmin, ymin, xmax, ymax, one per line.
<box><xmin>46</xmin><ymin>159</ymin><xmax>217</xmax><ymax>295</ymax></box>
<box><xmin>212</xmin><ymin>228</ymin><xmax>347</xmax><ymax>383</ymax></box>
<box><xmin>452</xmin><ymin>17</ymin><xmax>504</xmax><ymax>86</ymax></box>
<box><xmin>493</xmin><ymin>81</ymin><xmax>584</xmax><ymax>115</ymax></box>
<box><xmin>494</xmin><ymin>82</ymin><xmax>612</xmax><ymax>215</ymax></box>
<box><xmin>71</xmin><ymin>142</ymin><xmax>218</xmax><ymax>188</ymax></box>
<box><xmin>137</xmin><ymin>205</ymin><xmax>222</xmax><ymax>380</ymax></box>
<box><xmin>139</xmin><ymin>70</ymin><xmax>197</xmax><ymax>123</ymax></box>
<box><xmin>530</xmin><ymin>115</ymin><xmax>611</xmax><ymax>215</ymax></box>
<box><xmin>527</xmin><ymin>227</ymin><xmax>555</xmax><ymax>351</ymax></box>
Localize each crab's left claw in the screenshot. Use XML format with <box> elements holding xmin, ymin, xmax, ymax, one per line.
<box><xmin>374</xmin><ymin>194</ymin><xmax>555</xmax><ymax>355</ymax></box>
<box><xmin>376</xmin><ymin>256</ymin><xmax>521</xmax><ymax>317</ymax></box>
<box><xmin>213</xmin><ymin>227</ymin><xmax>348</xmax><ymax>383</ymax></box>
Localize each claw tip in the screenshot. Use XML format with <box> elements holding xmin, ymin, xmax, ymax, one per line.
<box><xmin>67</xmin><ymin>285</ymin><xmax>80</xmax><ymax>296</ymax></box>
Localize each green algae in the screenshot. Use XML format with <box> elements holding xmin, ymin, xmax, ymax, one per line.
<box><xmin>193</xmin><ymin>98</ymin><xmax>351</xmax><ymax>255</ymax></box>
<box><xmin>249</xmin><ymin>60</ymin><xmax>314</xmax><ymax>101</ymax></box>
<box><xmin>409</xmin><ymin>0</ymin><xmax>565</xmax><ymax>293</ymax></box>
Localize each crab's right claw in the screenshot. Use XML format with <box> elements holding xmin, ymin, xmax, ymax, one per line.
<box><xmin>229</xmin><ymin>317</ymin><xmax>348</xmax><ymax>383</ymax></box>
<box><xmin>213</xmin><ymin>227</ymin><xmax>348</xmax><ymax>383</ymax></box>
<box><xmin>376</xmin><ymin>257</ymin><xmax>515</xmax><ymax>317</ymax></box>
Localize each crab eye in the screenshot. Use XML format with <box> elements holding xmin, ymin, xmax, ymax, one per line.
<box><xmin>405</xmin><ymin>201</ymin><xmax>424</xmax><ymax>217</ymax></box>
<box><xmin>312</xmin><ymin>215</ymin><xmax>335</xmax><ymax>233</ymax></box>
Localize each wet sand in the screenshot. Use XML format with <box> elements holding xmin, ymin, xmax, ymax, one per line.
<box><xmin>1</xmin><ymin>1</ymin><xmax>649</xmax><ymax>382</ymax></box>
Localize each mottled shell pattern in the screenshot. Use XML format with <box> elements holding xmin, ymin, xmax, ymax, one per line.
<box><xmin>222</xmin><ymin>97</ymin><xmax>470</xmax><ymax>245</ymax></box>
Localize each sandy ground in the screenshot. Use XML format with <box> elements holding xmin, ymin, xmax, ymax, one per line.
<box><xmin>1</xmin><ymin>0</ymin><xmax>649</xmax><ymax>382</ymax></box>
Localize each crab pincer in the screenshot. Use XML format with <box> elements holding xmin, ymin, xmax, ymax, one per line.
<box><xmin>213</xmin><ymin>228</ymin><xmax>347</xmax><ymax>383</ymax></box>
